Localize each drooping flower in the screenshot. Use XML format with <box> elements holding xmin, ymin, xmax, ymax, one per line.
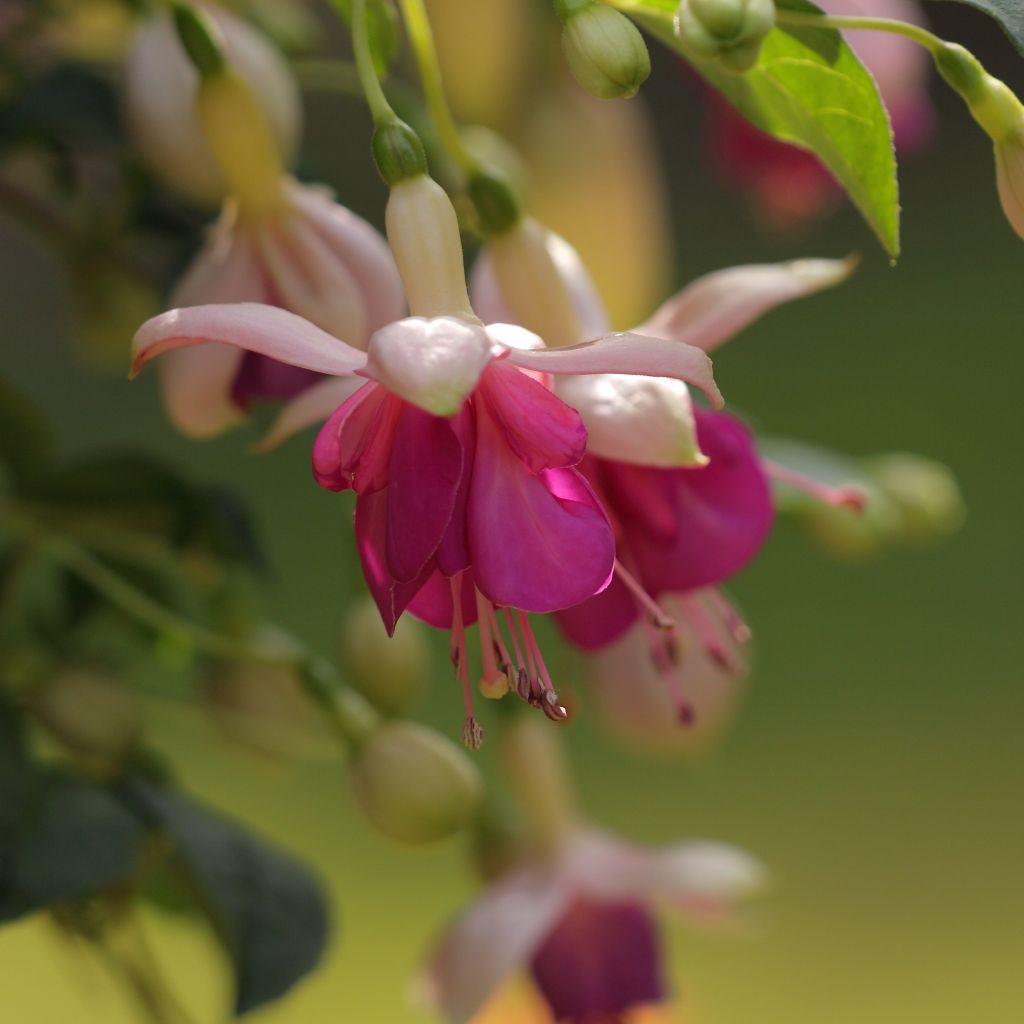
<box><xmin>472</xmin><ymin>221</ymin><xmax>854</xmax><ymax>693</ymax></box>
<box><xmin>126</xmin><ymin>9</ymin><xmax>406</xmax><ymax>437</ymax></box>
<box><xmin>420</xmin><ymin>719</ymin><xmax>765</xmax><ymax>1023</ymax></box>
<box><xmin>704</xmin><ymin>0</ymin><xmax>935</xmax><ymax>228</ymax></box>
<box><xmin>131</xmin><ymin>254</ymin><xmax>722</xmax><ymax>742</ymax></box>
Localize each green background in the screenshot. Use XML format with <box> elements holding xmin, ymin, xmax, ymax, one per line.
<box><xmin>1</xmin><ymin>5</ymin><xmax>1022</xmax><ymax>1022</ymax></box>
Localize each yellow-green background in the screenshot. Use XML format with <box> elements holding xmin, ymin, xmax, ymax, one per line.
<box><xmin>1</xmin><ymin>5</ymin><xmax>1022</xmax><ymax>1022</ymax></box>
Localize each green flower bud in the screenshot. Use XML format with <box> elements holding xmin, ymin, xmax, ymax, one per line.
<box><xmin>340</xmin><ymin>597</ymin><xmax>429</xmax><ymax>715</ymax></box>
<box><xmin>559</xmin><ymin>3</ymin><xmax>651</xmax><ymax>100</ymax></box>
<box><xmin>32</xmin><ymin>668</ymin><xmax>142</xmax><ymax>761</ymax></box>
<box><xmin>863</xmin><ymin>453</ymin><xmax>966</xmax><ymax>544</ymax></box>
<box><xmin>351</xmin><ymin>722</ymin><xmax>483</xmax><ymax>844</ymax></box>
<box><xmin>371</xmin><ymin>119</ymin><xmax>429</xmax><ymax>186</ymax></box>
<box><xmin>995</xmin><ymin>125</ymin><xmax>1024</xmax><ymax>240</ymax></box>
<box><xmin>675</xmin><ymin>0</ymin><xmax>775</xmax><ymax>73</ymax></box>
<box><xmin>804</xmin><ymin>484</ymin><xmax>900</xmax><ymax>559</ymax></box>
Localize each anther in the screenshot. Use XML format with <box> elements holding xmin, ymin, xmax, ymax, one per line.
<box><xmin>462</xmin><ymin>716</ymin><xmax>484</xmax><ymax>750</ymax></box>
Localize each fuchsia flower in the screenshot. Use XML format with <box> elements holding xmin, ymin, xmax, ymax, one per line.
<box><xmin>161</xmin><ymin>180</ymin><xmax>405</xmax><ymax>437</ymax></box>
<box><xmin>705</xmin><ymin>0</ymin><xmax>935</xmax><ymax>228</ymax></box>
<box><xmin>421</xmin><ymin>827</ymin><xmax>765</xmax><ymax>1023</ymax></box>
<box><xmin>473</xmin><ymin>224</ymin><xmax>856</xmax><ymax>719</ymax></box>
<box><xmin>131</xmin><ymin>300</ymin><xmax>722</xmax><ymax>743</ymax></box>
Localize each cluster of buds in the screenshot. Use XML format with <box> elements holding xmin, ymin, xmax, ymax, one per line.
<box><xmin>676</xmin><ymin>0</ymin><xmax>776</xmax><ymax>72</ymax></box>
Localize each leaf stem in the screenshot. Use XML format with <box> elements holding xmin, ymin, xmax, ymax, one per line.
<box><xmin>775</xmin><ymin>10</ymin><xmax>943</xmax><ymax>53</ymax></box>
<box><xmin>396</xmin><ymin>0</ymin><xmax>479</xmax><ymax>174</ymax></box>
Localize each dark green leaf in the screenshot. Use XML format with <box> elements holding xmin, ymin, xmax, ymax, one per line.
<box><xmin>621</xmin><ymin>0</ymin><xmax>901</xmax><ymax>256</ymax></box>
<box><xmin>930</xmin><ymin>0</ymin><xmax>1024</xmax><ymax>56</ymax></box>
<box><xmin>126</xmin><ymin>785</ymin><xmax>329</xmax><ymax>1015</ymax></box>
<box><xmin>0</xmin><ymin>774</ymin><xmax>146</xmax><ymax>922</ymax></box>
<box><xmin>0</xmin><ymin>376</ymin><xmax>56</xmax><ymax>489</ymax></box>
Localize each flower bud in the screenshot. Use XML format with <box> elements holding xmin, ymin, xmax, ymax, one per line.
<box><xmin>202</xmin><ymin>663</ymin><xmax>324</xmax><ymax>758</ymax></box>
<box><xmin>559</xmin><ymin>2</ymin><xmax>651</xmax><ymax>100</ymax></box>
<box><xmin>124</xmin><ymin>7</ymin><xmax>300</xmax><ymax>206</ymax></box>
<box><xmin>675</xmin><ymin>0</ymin><xmax>775</xmax><ymax>73</ymax></box>
<box><xmin>995</xmin><ymin>127</ymin><xmax>1024</xmax><ymax>239</ymax></box>
<box><xmin>804</xmin><ymin>484</ymin><xmax>900</xmax><ymax>558</ymax></box>
<box><xmin>31</xmin><ymin>668</ymin><xmax>142</xmax><ymax>762</ymax></box>
<box><xmin>350</xmin><ymin>722</ymin><xmax>483</xmax><ymax>844</ymax></box>
<box><xmin>340</xmin><ymin>597</ymin><xmax>429</xmax><ymax>715</ymax></box>
<box><xmin>385</xmin><ymin>176</ymin><xmax>476</xmax><ymax>319</ymax></box>
<box><xmin>372</xmin><ymin>119</ymin><xmax>429</xmax><ymax>186</ymax></box>
<box><xmin>862</xmin><ymin>452</ymin><xmax>966</xmax><ymax>544</ymax></box>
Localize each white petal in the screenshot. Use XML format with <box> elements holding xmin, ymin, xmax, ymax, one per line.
<box><xmin>505</xmin><ymin>331</ymin><xmax>722</xmax><ymax>409</ymax></box>
<box><xmin>363</xmin><ymin>316</ymin><xmax>494</xmax><ymax>416</ymax></box>
<box><xmin>131</xmin><ymin>304</ymin><xmax>367</xmax><ymax>379</ymax></box>
<box><xmin>556</xmin><ymin>374</ymin><xmax>707</xmax><ymax>468</ymax></box>
<box><xmin>639</xmin><ymin>258</ymin><xmax>856</xmax><ymax>353</ymax></box>
<box><xmin>418</xmin><ymin>868</ymin><xmax>571</xmax><ymax>1024</ymax></box>
<box><xmin>255</xmin><ymin>376</ymin><xmax>367</xmax><ymax>451</ymax></box>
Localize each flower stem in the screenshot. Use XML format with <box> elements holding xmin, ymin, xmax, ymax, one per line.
<box><xmin>351</xmin><ymin>0</ymin><xmax>398</xmax><ymax>125</ymax></box>
<box><xmin>774</xmin><ymin>9</ymin><xmax>944</xmax><ymax>53</ymax></box>
<box><xmin>396</xmin><ymin>0</ymin><xmax>478</xmax><ymax>174</ymax></box>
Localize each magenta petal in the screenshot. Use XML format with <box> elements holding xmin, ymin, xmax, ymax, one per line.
<box><xmin>530</xmin><ymin>900</ymin><xmax>666</xmax><ymax>1021</ymax></box>
<box><xmin>231</xmin><ymin>353</ymin><xmax>321</xmax><ymax>408</ymax></box>
<box><xmin>469</xmin><ymin>408</ymin><xmax>615</xmax><ymax>613</ymax></box>
<box><xmin>554</xmin><ymin>575</ymin><xmax>638</xmax><ymax>652</ymax></box>
<box><xmin>355</xmin><ymin>491</ymin><xmax>431</xmax><ymax>634</ymax></box>
<box><xmin>436</xmin><ymin>406</ymin><xmax>475</xmax><ymax>577</ymax></box>
<box><xmin>385</xmin><ymin>406</ymin><xmax>464</xmax><ymax>583</ymax></box>
<box><xmin>407</xmin><ymin>568</ymin><xmax>480</xmax><ymax>630</ymax></box>
<box><xmin>615</xmin><ymin>410</ymin><xmax>775</xmax><ymax>594</ymax></box>
<box><xmin>476</xmin><ymin>362</ymin><xmax>587</xmax><ymax>472</ymax></box>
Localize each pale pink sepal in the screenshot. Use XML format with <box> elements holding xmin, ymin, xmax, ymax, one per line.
<box><xmin>639</xmin><ymin>258</ymin><xmax>856</xmax><ymax>353</ymax></box>
<box><xmin>256</xmin><ymin>376</ymin><xmax>367</xmax><ymax>451</ymax></box>
<box><xmin>506</xmin><ymin>332</ymin><xmax>723</xmax><ymax>409</ymax></box>
<box><xmin>131</xmin><ymin>303</ymin><xmax>367</xmax><ymax>380</ymax></box>
<box><xmin>363</xmin><ymin>316</ymin><xmax>494</xmax><ymax>417</ymax></box>
<box><xmin>419</xmin><ymin>869</ymin><xmax>571</xmax><ymax>1024</ymax></box>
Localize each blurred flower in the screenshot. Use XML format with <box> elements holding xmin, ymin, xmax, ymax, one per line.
<box><xmin>124</xmin><ymin>5</ymin><xmax>301</xmax><ymax>207</ymax></box>
<box><xmin>132</xmin><ymin>177</ymin><xmax>721</xmax><ymax>742</ymax></box>
<box><xmin>421</xmin><ymin>823</ymin><xmax>764</xmax><ymax>1022</ymax></box>
<box><xmin>705</xmin><ymin>0</ymin><xmax>935</xmax><ymax>229</ymax></box>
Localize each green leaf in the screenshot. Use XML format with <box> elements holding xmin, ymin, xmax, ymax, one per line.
<box><xmin>618</xmin><ymin>0</ymin><xmax>901</xmax><ymax>256</ymax></box>
<box><xmin>0</xmin><ymin>774</ymin><xmax>146</xmax><ymax>922</ymax></box>
<box><xmin>0</xmin><ymin>376</ymin><xmax>56</xmax><ymax>490</ymax></box>
<box><xmin>929</xmin><ymin>1</ymin><xmax>1024</xmax><ymax>57</ymax></box>
<box><xmin>127</xmin><ymin>786</ymin><xmax>329</xmax><ymax>1015</ymax></box>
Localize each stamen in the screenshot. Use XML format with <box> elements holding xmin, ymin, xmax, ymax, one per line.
<box><xmin>681</xmin><ymin>592</ymin><xmax>737</xmax><ymax>673</ymax></box>
<box><xmin>518</xmin><ymin>611</ymin><xmax>568</xmax><ymax>720</ymax></box>
<box><xmin>475</xmin><ymin>590</ymin><xmax>508</xmax><ymax>698</ymax></box>
<box><xmin>450</xmin><ymin>574</ymin><xmax>482</xmax><ymax>749</ymax></box>
<box><xmin>614</xmin><ymin>560</ymin><xmax>675</xmax><ymax>629</ymax></box>
<box><xmin>763</xmin><ymin>459</ymin><xmax>867</xmax><ymax>511</ymax></box>
<box><xmin>707</xmin><ymin>588</ymin><xmax>752</xmax><ymax>646</ymax></box>
<box><xmin>462</xmin><ymin>716</ymin><xmax>484</xmax><ymax>750</ymax></box>
<box><xmin>640</xmin><ymin>615</ymin><xmax>694</xmax><ymax>726</ymax></box>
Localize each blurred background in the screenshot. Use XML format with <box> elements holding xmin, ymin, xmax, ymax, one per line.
<box><xmin>1</xmin><ymin>2</ymin><xmax>1022</xmax><ymax>1022</ymax></box>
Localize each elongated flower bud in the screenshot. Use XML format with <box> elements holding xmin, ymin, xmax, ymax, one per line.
<box><xmin>124</xmin><ymin>7</ymin><xmax>300</xmax><ymax>206</ymax></box>
<box><xmin>675</xmin><ymin>0</ymin><xmax>775</xmax><ymax>73</ymax></box>
<box><xmin>351</xmin><ymin>722</ymin><xmax>483</xmax><ymax>844</ymax></box>
<box><xmin>558</xmin><ymin>2</ymin><xmax>651</xmax><ymax>100</ymax></box>
<box><xmin>340</xmin><ymin>597</ymin><xmax>429</xmax><ymax>715</ymax></box>
<box><xmin>862</xmin><ymin>452</ymin><xmax>966</xmax><ymax>544</ymax></box>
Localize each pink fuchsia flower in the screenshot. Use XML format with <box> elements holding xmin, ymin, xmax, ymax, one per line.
<box><xmin>161</xmin><ymin>179</ymin><xmax>405</xmax><ymax>438</ymax></box>
<box><xmin>421</xmin><ymin>827</ymin><xmax>765</xmax><ymax>1023</ymax></box>
<box><xmin>705</xmin><ymin>0</ymin><xmax>935</xmax><ymax>229</ymax></box>
<box><xmin>131</xmin><ymin>298</ymin><xmax>722</xmax><ymax>744</ymax></box>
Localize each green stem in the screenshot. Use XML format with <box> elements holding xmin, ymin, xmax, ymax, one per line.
<box><xmin>396</xmin><ymin>0</ymin><xmax>478</xmax><ymax>174</ymax></box>
<box><xmin>775</xmin><ymin>10</ymin><xmax>943</xmax><ymax>52</ymax></box>
<box><xmin>352</xmin><ymin>0</ymin><xmax>398</xmax><ymax>125</ymax></box>
<box><xmin>2</xmin><ymin>512</ymin><xmax>376</xmax><ymax>747</ymax></box>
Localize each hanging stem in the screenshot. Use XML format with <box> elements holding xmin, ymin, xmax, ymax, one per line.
<box><xmin>774</xmin><ymin>10</ymin><xmax>943</xmax><ymax>53</ymax></box>
<box><xmin>351</xmin><ymin>0</ymin><xmax>399</xmax><ymax>125</ymax></box>
<box><xmin>396</xmin><ymin>0</ymin><xmax>478</xmax><ymax>174</ymax></box>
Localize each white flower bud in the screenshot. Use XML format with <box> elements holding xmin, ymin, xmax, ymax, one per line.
<box><xmin>124</xmin><ymin>7</ymin><xmax>300</xmax><ymax>206</ymax></box>
<box><xmin>340</xmin><ymin>597</ymin><xmax>429</xmax><ymax>715</ymax></box>
<box><xmin>351</xmin><ymin>722</ymin><xmax>483</xmax><ymax>845</ymax></box>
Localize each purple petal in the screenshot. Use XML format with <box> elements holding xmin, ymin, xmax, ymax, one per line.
<box><xmin>476</xmin><ymin>362</ymin><xmax>587</xmax><ymax>473</ymax></box>
<box><xmin>554</xmin><ymin>575</ymin><xmax>638</xmax><ymax>652</ymax></box>
<box><xmin>231</xmin><ymin>352</ymin><xmax>322</xmax><ymax>408</ymax></box>
<box><xmin>385</xmin><ymin>406</ymin><xmax>464</xmax><ymax>583</ymax></box>
<box><xmin>407</xmin><ymin>568</ymin><xmax>480</xmax><ymax>630</ymax></box>
<box><xmin>469</xmin><ymin>407</ymin><xmax>615</xmax><ymax>613</ymax></box>
<box><xmin>530</xmin><ymin>900</ymin><xmax>666</xmax><ymax>1021</ymax></box>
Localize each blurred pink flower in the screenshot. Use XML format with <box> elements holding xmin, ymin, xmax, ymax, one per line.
<box><xmin>421</xmin><ymin>828</ymin><xmax>764</xmax><ymax>1023</ymax></box>
<box><xmin>160</xmin><ymin>180</ymin><xmax>405</xmax><ymax>437</ymax></box>
<box><xmin>706</xmin><ymin>0</ymin><xmax>935</xmax><ymax>229</ymax></box>
<box><xmin>132</xmin><ymin>303</ymin><xmax>721</xmax><ymax>740</ymax></box>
